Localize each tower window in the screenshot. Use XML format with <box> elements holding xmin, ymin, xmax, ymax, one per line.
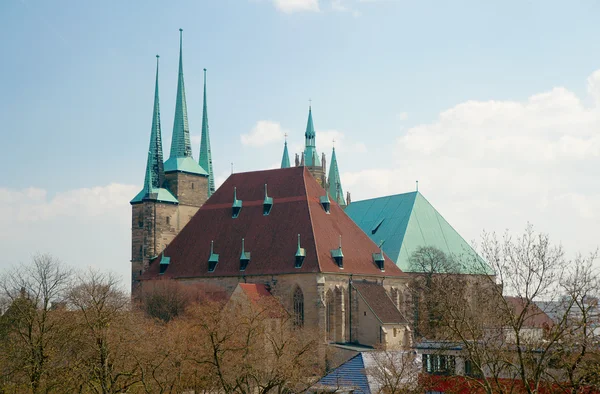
<box><xmin>166</xmin><ymin>216</ymin><xmax>170</xmax><ymax>225</ymax></box>
<box><xmin>191</xmin><ymin>183</ymin><xmax>194</xmax><ymax>190</ymax></box>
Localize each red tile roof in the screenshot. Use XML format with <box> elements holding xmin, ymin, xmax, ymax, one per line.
<box><xmin>504</xmin><ymin>296</ymin><xmax>553</xmax><ymax>328</ymax></box>
<box><xmin>236</xmin><ymin>283</ymin><xmax>287</xmax><ymax>318</ymax></box>
<box><xmin>353</xmin><ymin>281</ymin><xmax>408</xmax><ymax>324</ymax></box>
<box><xmin>142</xmin><ymin>167</ymin><xmax>405</xmax><ymax>280</ymax></box>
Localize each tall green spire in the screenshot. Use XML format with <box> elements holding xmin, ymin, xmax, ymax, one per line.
<box><xmin>303</xmin><ymin>106</ymin><xmax>321</xmax><ymax>166</ymax></box>
<box><xmin>170</xmin><ymin>28</ymin><xmax>192</xmax><ymax>159</ymax></box>
<box><xmin>164</xmin><ymin>29</ymin><xmax>207</xmax><ymax>176</ymax></box>
<box><xmin>199</xmin><ymin>68</ymin><xmax>215</xmax><ymax>197</ymax></box>
<box><xmin>131</xmin><ymin>56</ymin><xmax>177</xmax><ymax>204</ymax></box>
<box><xmin>328</xmin><ymin>146</ymin><xmax>345</xmax><ymax>206</ymax></box>
<box><xmin>280</xmin><ymin>136</ymin><xmax>290</xmax><ymax>168</ymax></box>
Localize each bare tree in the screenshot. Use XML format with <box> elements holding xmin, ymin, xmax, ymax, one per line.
<box><xmin>411</xmin><ymin>225</ymin><xmax>600</xmax><ymax>394</ymax></box>
<box><xmin>67</xmin><ymin>269</ymin><xmax>141</xmax><ymax>394</ymax></box>
<box><xmin>367</xmin><ymin>350</ymin><xmax>424</xmax><ymax>394</ymax></box>
<box><xmin>0</xmin><ymin>253</ymin><xmax>72</xmax><ymax>393</ymax></box>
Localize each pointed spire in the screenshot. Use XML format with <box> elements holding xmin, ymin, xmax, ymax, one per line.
<box><xmin>131</xmin><ymin>56</ymin><xmax>177</xmax><ymax>204</ymax></box>
<box><xmin>281</xmin><ymin>134</ymin><xmax>290</xmax><ymax>168</ymax></box>
<box><xmin>328</xmin><ymin>146</ymin><xmax>345</xmax><ymax>206</ymax></box>
<box><xmin>199</xmin><ymin>68</ymin><xmax>215</xmax><ymax>196</ymax></box>
<box><xmin>303</xmin><ymin>105</ymin><xmax>320</xmax><ymax>166</ymax></box>
<box><xmin>170</xmin><ymin>28</ymin><xmax>192</xmax><ymax>159</ymax></box>
<box><xmin>143</xmin><ymin>56</ymin><xmax>165</xmax><ymax>196</ymax></box>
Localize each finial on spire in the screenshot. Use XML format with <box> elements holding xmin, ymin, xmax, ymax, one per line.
<box><xmin>284</xmin><ymin>133</ymin><xmax>288</xmax><ymax>142</ymax></box>
<box><xmin>309</xmin><ymin>98</ymin><xmax>312</xmax><ymax>109</ymax></box>
<box><xmin>416</xmin><ymin>180</ymin><xmax>419</xmax><ymax>192</ymax></box>
<box><xmin>332</xmin><ymin>138</ymin><xmax>336</xmax><ymax>148</ymax></box>
<box><xmin>203</xmin><ymin>68</ymin><xmax>207</xmax><ymax>83</ymax></box>
<box><xmin>231</xmin><ymin>162</ymin><xmax>234</xmax><ymax>174</ymax></box>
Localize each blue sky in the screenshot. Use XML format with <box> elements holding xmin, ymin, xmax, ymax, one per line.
<box><xmin>1</xmin><ymin>0</ymin><xmax>599</xmax><ymax>285</ymax></box>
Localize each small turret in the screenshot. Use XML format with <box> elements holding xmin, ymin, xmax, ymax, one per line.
<box><xmin>328</xmin><ymin>146</ymin><xmax>346</xmax><ymax>207</ymax></box>
<box><xmin>281</xmin><ymin>135</ymin><xmax>290</xmax><ymax>168</ymax></box>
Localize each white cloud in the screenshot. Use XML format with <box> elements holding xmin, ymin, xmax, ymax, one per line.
<box><xmin>0</xmin><ymin>184</ymin><xmax>139</xmax><ymax>287</ymax></box>
<box><xmin>241</xmin><ymin>120</ymin><xmax>287</xmax><ymax>147</ymax></box>
<box><xmin>318</xmin><ymin>129</ymin><xmax>367</xmax><ymax>154</ymax></box>
<box><xmin>272</xmin><ymin>0</ymin><xmax>319</xmax><ymax>13</ymax></box>
<box><xmin>343</xmin><ymin>71</ymin><xmax>600</xmax><ymax>257</ymax></box>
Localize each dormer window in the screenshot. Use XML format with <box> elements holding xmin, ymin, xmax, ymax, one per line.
<box><xmin>208</xmin><ymin>241</ymin><xmax>219</xmax><ymax>272</ymax></box>
<box><xmin>320</xmin><ymin>195</ymin><xmax>330</xmax><ymax>214</ymax></box>
<box><xmin>240</xmin><ymin>238</ymin><xmax>251</xmax><ymax>271</ymax></box>
<box><xmin>263</xmin><ymin>184</ymin><xmax>273</xmax><ymax>216</ymax></box>
<box><xmin>232</xmin><ymin>187</ymin><xmax>242</xmax><ymax>218</ymax></box>
<box><xmin>295</xmin><ymin>234</ymin><xmax>306</xmax><ymax>268</ymax></box>
<box><xmin>159</xmin><ymin>253</ymin><xmax>170</xmax><ymax>275</ymax></box>
<box><xmin>373</xmin><ymin>251</ymin><xmax>385</xmax><ymax>271</ymax></box>
<box><xmin>330</xmin><ymin>235</ymin><xmax>343</xmax><ymax>268</ymax></box>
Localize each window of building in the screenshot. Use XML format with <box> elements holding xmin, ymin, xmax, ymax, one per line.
<box><xmin>166</xmin><ymin>216</ymin><xmax>170</xmax><ymax>225</ymax></box>
<box><xmin>191</xmin><ymin>183</ymin><xmax>194</xmax><ymax>190</ymax></box>
<box><xmin>465</xmin><ymin>359</ymin><xmax>483</xmax><ymax>378</ymax></box>
<box><xmin>293</xmin><ymin>287</ymin><xmax>304</xmax><ymax>327</ymax></box>
<box><xmin>326</xmin><ymin>291</ymin><xmax>334</xmax><ymax>340</ymax></box>
<box><xmin>422</xmin><ymin>354</ymin><xmax>456</xmax><ymax>376</ymax></box>
<box><xmin>364</xmin><ymin>311</ymin><xmax>367</xmax><ymax>316</ymax></box>
<box><xmin>393</xmin><ymin>328</ymin><xmax>397</xmax><ymax>337</ymax></box>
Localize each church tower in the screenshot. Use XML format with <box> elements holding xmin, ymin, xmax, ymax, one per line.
<box><xmin>130</xmin><ymin>55</ymin><xmax>179</xmax><ymax>289</ymax></box>
<box><xmin>297</xmin><ymin>106</ymin><xmax>326</xmax><ymax>186</ymax></box>
<box><xmin>162</xmin><ymin>29</ymin><xmax>209</xmax><ymax>227</ymax></box>
<box><xmin>131</xmin><ymin>30</ymin><xmax>214</xmax><ymax>292</ymax></box>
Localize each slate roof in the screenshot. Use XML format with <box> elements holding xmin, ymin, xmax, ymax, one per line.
<box><xmin>142</xmin><ymin>167</ymin><xmax>405</xmax><ymax>279</ymax></box>
<box><xmin>313</xmin><ymin>351</ymin><xmax>421</xmax><ymax>394</ymax></box>
<box><xmin>353</xmin><ymin>282</ymin><xmax>407</xmax><ymax>324</ymax></box>
<box><xmin>345</xmin><ymin>191</ymin><xmax>491</xmax><ymax>274</ymax></box>
<box><xmin>315</xmin><ymin>353</ymin><xmax>372</xmax><ymax>393</ymax></box>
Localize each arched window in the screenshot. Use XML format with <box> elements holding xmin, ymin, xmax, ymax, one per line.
<box><xmin>293</xmin><ymin>287</ymin><xmax>304</xmax><ymax>327</ymax></box>
<box><xmin>326</xmin><ymin>290</ymin><xmax>334</xmax><ymax>340</ymax></box>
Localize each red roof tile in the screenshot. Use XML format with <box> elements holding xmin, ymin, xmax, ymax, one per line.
<box><xmin>142</xmin><ymin>167</ymin><xmax>406</xmax><ymax>280</ymax></box>
<box><xmin>504</xmin><ymin>296</ymin><xmax>553</xmax><ymax>328</ymax></box>
<box><xmin>353</xmin><ymin>281</ymin><xmax>408</xmax><ymax>324</ymax></box>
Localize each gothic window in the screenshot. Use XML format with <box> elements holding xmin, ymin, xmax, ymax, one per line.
<box><xmin>138</xmin><ymin>212</ymin><xmax>143</xmax><ymax>228</ymax></box>
<box><xmin>326</xmin><ymin>290</ymin><xmax>334</xmax><ymax>340</ymax></box>
<box><xmin>293</xmin><ymin>286</ymin><xmax>304</xmax><ymax>327</ymax></box>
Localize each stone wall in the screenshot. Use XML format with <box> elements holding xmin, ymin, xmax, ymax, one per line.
<box><xmin>164</xmin><ymin>172</ymin><xmax>208</xmax><ymax>207</ymax></box>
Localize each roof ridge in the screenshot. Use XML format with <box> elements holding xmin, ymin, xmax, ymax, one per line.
<box><xmin>415</xmin><ymin>193</ymin><xmax>491</xmax><ymax>274</ymax></box>
<box><xmin>302</xmin><ymin>167</ymin><xmax>322</xmax><ymax>273</ymax></box>
<box><xmin>352</xmin><ymin>282</ymin><xmax>384</xmax><ymax>325</ymax></box>
<box><xmin>354</xmin><ymin>190</ymin><xmax>418</xmax><ymax>204</ymax></box>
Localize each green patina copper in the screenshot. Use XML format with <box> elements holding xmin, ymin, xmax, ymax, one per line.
<box><xmin>345</xmin><ymin>192</ymin><xmax>492</xmax><ymax>274</ymax></box>
<box><xmin>199</xmin><ymin>68</ymin><xmax>215</xmax><ymax>197</ymax></box>
<box><xmin>303</xmin><ymin>106</ymin><xmax>321</xmax><ymax>167</ymax></box>
<box><xmin>169</xmin><ymin>29</ymin><xmax>193</xmax><ymax>161</ymax></box>
<box><xmin>131</xmin><ymin>56</ymin><xmax>178</xmax><ymax>205</ymax></box>
<box><xmin>328</xmin><ymin>146</ymin><xmax>345</xmax><ymax>206</ymax></box>
<box><xmin>280</xmin><ymin>140</ymin><xmax>290</xmax><ymax>168</ymax></box>
<box><xmin>164</xmin><ymin>156</ymin><xmax>208</xmax><ymax>175</ymax></box>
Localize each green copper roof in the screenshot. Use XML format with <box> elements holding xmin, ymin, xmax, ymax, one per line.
<box><xmin>131</xmin><ymin>56</ymin><xmax>178</xmax><ymax>205</ymax></box>
<box><xmin>281</xmin><ymin>140</ymin><xmax>290</xmax><ymax>168</ymax></box>
<box><xmin>345</xmin><ymin>192</ymin><xmax>492</xmax><ymax>274</ymax></box>
<box><xmin>199</xmin><ymin>68</ymin><xmax>215</xmax><ymax>197</ymax></box>
<box><xmin>303</xmin><ymin>106</ymin><xmax>321</xmax><ymax>166</ymax></box>
<box><xmin>164</xmin><ymin>156</ymin><xmax>208</xmax><ymax>175</ymax></box>
<box><xmin>169</xmin><ymin>29</ymin><xmax>193</xmax><ymax>161</ymax></box>
<box><xmin>328</xmin><ymin>147</ymin><xmax>345</xmax><ymax>206</ymax></box>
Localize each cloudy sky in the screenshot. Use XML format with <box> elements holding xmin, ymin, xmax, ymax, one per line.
<box><xmin>1</xmin><ymin>0</ymin><xmax>599</xmax><ymax>286</ymax></box>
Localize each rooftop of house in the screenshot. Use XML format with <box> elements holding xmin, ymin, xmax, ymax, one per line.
<box><xmin>353</xmin><ymin>281</ymin><xmax>408</xmax><ymax>324</ymax></box>
<box><xmin>142</xmin><ymin>166</ymin><xmax>406</xmax><ymax>280</ymax></box>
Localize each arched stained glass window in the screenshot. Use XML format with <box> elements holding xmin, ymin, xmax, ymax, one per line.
<box><xmin>293</xmin><ymin>286</ymin><xmax>304</xmax><ymax>327</ymax></box>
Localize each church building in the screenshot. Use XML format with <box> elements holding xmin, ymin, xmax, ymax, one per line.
<box><xmin>130</xmin><ymin>29</ymin><xmax>488</xmax><ymax>349</ymax></box>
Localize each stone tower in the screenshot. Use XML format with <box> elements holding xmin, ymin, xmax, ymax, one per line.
<box><xmin>297</xmin><ymin>106</ymin><xmax>326</xmax><ymax>186</ymax></box>
<box><xmin>130</xmin><ymin>30</ymin><xmax>212</xmax><ymax>292</ymax></box>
